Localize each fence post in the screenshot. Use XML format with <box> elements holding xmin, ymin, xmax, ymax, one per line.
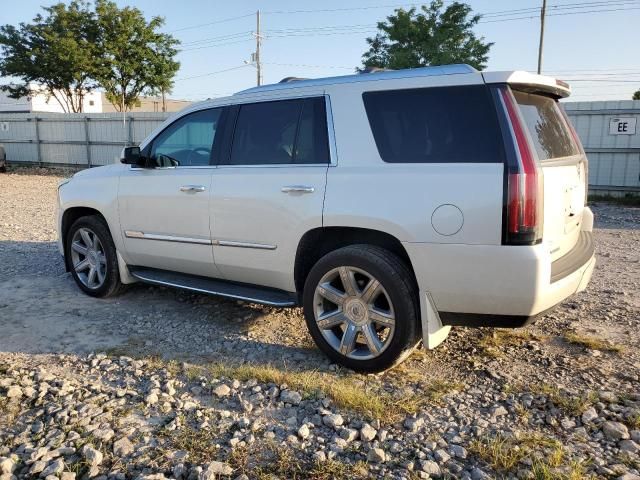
<box><xmin>128</xmin><ymin>116</ymin><xmax>134</xmax><ymax>146</ymax></box>
<box><xmin>34</xmin><ymin>117</ymin><xmax>42</xmax><ymax>167</ymax></box>
<box><xmin>84</xmin><ymin>116</ymin><xmax>92</xmax><ymax>167</ymax></box>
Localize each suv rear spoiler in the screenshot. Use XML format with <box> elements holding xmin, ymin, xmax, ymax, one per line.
<box><xmin>482</xmin><ymin>71</ymin><xmax>571</xmax><ymax>99</ymax></box>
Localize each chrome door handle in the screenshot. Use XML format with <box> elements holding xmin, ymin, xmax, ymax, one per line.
<box><xmin>180</xmin><ymin>185</ymin><xmax>206</xmax><ymax>193</ymax></box>
<box><xmin>281</xmin><ymin>185</ymin><xmax>315</xmax><ymax>194</ymax></box>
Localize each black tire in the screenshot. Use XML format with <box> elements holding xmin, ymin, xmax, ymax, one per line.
<box><xmin>65</xmin><ymin>215</ymin><xmax>123</xmax><ymax>298</ymax></box>
<box><xmin>303</xmin><ymin>245</ymin><xmax>420</xmax><ymax>373</ymax></box>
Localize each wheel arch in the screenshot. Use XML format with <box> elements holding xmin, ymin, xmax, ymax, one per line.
<box><xmin>61</xmin><ymin>206</ymin><xmax>109</xmax><ymax>271</ymax></box>
<box><xmin>294</xmin><ymin>226</ymin><xmax>418</xmax><ymax>295</ymax></box>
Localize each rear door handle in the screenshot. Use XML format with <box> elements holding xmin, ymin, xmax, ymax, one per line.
<box><xmin>180</xmin><ymin>185</ymin><xmax>206</xmax><ymax>193</ymax></box>
<box><xmin>281</xmin><ymin>185</ymin><xmax>315</xmax><ymax>194</ymax></box>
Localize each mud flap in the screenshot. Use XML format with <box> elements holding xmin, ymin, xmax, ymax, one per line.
<box><xmin>117</xmin><ymin>251</ymin><xmax>138</xmax><ymax>284</ymax></box>
<box><xmin>421</xmin><ymin>292</ymin><xmax>451</xmax><ymax>349</ymax></box>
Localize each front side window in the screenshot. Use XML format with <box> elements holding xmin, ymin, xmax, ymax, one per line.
<box><xmin>363</xmin><ymin>85</ymin><xmax>505</xmax><ymax>164</ymax></box>
<box><xmin>225</xmin><ymin>97</ymin><xmax>329</xmax><ymax>165</ymax></box>
<box><xmin>150</xmin><ymin>108</ymin><xmax>221</xmax><ymax>167</ymax></box>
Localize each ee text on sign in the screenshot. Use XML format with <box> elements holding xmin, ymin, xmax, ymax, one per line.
<box><xmin>609</xmin><ymin>117</ymin><xmax>637</xmax><ymax>135</ymax></box>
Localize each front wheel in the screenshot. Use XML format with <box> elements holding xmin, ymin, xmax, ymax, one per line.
<box><xmin>65</xmin><ymin>215</ymin><xmax>123</xmax><ymax>298</ymax></box>
<box><xmin>303</xmin><ymin>245</ymin><xmax>420</xmax><ymax>373</ymax></box>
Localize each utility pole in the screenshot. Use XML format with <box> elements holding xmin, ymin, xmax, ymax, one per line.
<box><xmin>537</xmin><ymin>0</ymin><xmax>547</xmax><ymax>74</ymax></box>
<box><xmin>255</xmin><ymin>10</ymin><xmax>262</xmax><ymax>86</ymax></box>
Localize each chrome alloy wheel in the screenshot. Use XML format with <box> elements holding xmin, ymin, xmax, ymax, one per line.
<box><xmin>313</xmin><ymin>266</ymin><xmax>395</xmax><ymax>360</ymax></box>
<box><xmin>70</xmin><ymin>227</ymin><xmax>107</xmax><ymax>289</ymax></box>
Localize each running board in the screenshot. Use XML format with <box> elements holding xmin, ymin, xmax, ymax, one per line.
<box><xmin>129</xmin><ymin>267</ymin><xmax>298</xmax><ymax>307</ymax></box>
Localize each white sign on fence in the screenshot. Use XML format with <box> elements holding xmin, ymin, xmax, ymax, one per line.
<box><xmin>609</xmin><ymin>117</ymin><xmax>637</xmax><ymax>135</ymax></box>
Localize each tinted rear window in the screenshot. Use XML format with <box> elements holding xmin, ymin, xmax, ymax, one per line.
<box><xmin>362</xmin><ymin>85</ymin><xmax>504</xmax><ymax>164</ymax></box>
<box><xmin>513</xmin><ymin>90</ymin><xmax>579</xmax><ymax>160</ymax></box>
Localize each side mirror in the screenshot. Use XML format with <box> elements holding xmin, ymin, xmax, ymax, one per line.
<box><xmin>120</xmin><ymin>146</ymin><xmax>145</xmax><ymax>166</ymax></box>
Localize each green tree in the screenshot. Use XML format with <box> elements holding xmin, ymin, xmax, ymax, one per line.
<box><xmin>94</xmin><ymin>0</ymin><xmax>179</xmax><ymax>112</ymax></box>
<box><xmin>361</xmin><ymin>1</ymin><xmax>492</xmax><ymax>71</ymax></box>
<box><xmin>633</xmin><ymin>90</ymin><xmax>640</xmax><ymax>100</ymax></box>
<box><xmin>0</xmin><ymin>1</ymin><xmax>98</xmax><ymax>112</ymax></box>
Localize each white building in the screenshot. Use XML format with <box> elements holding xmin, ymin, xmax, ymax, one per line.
<box><xmin>0</xmin><ymin>85</ymin><xmax>102</xmax><ymax>113</ymax></box>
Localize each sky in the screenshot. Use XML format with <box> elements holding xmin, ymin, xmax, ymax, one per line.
<box><xmin>3</xmin><ymin>0</ymin><xmax>640</xmax><ymax>102</ymax></box>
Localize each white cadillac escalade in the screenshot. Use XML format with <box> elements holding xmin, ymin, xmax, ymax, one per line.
<box><xmin>57</xmin><ymin>65</ymin><xmax>595</xmax><ymax>372</ymax></box>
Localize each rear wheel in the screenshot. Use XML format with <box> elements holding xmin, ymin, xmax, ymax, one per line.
<box><xmin>303</xmin><ymin>245</ymin><xmax>420</xmax><ymax>373</ymax></box>
<box><xmin>65</xmin><ymin>215</ymin><xmax>123</xmax><ymax>298</ymax></box>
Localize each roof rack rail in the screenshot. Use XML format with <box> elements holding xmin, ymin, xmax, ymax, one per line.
<box><xmin>360</xmin><ymin>66</ymin><xmax>394</xmax><ymax>74</ymax></box>
<box><xmin>279</xmin><ymin>77</ymin><xmax>309</xmax><ymax>83</ymax></box>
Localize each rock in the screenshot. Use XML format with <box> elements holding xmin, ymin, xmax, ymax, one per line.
<box><xmin>617</xmin><ymin>474</ymin><xmax>640</xmax><ymax>480</ymax></box>
<box><xmin>40</xmin><ymin>459</ymin><xmax>64</xmax><ymax>477</ymax></box>
<box><xmin>602</xmin><ymin>421</ymin><xmax>630</xmax><ymax>441</ymax></box>
<box><xmin>491</xmin><ymin>405</ymin><xmax>508</xmax><ymax>417</ymax></box>
<box><xmin>360</xmin><ymin>423</ymin><xmax>377</xmax><ymax>442</ymax></box>
<box><xmin>6</xmin><ymin>386</ymin><xmax>22</xmax><ymax>399</ymax></box>
<box><xmin>30</xmin><ymin>461</ymin><xmax>47</xmax><ymax>475</ymax></box>
<box><xmin>631</xmin><ymin>430</ymin><xmax>640</xmax><ymax>443</ymax></box>
<box><xmin>113</xmin><ymin>437</ymin><xmax>134</xmax><ymax>457</ymax></box>
<box><xmin>340</xmin><ymin>428</ymin><xmax>358</xmax><ymax>443</ymax></box>
<box><xmin>313</xmin><ymin>450</ymin><xmax>327</xmax><ymax>462</ymax></box>
<box><xmin>213</xmin><ymin>385</ymin><xmax>231</xmax><ymax>398</ymax></box>
<box><xmin>451</xmin><ymin>444</ymin><xmax>467</xmax><ymax>459</ymax></box>
<box><xmin>93</xmin><ymin>427</ymin><xmax>115</xmax><ymax>442</ymax></box>
<box><xmin>471</xmin><ymin>467</ymin><xmax>490</xmax><ymax>480</ymax></box>
<box><xmin>280</xmin><ymin>390</ymin><xmax>302</xmax><ymax>405</ymax></box>
<box><xmin>81</xmin><ymin>446</ymin><xmax>103</xmax><ymax>467</ymax></box>
<box><xmin>61</xmin><ymin>473</ymin><xmax>76</xmax><ymax>480</ymax></box>
<box><xmin>200</xmin><ymin>461</ymin><xmax>233</xmax><ymax>478</ymax></box>
<box><xmin>0</xmin><ymin>458</ymin><xmax>15</xmax><ymax>475</ymax></box>
<box><xmin>420</xmin><ymin>460</ymin><xmax>441</xmax><ymax>476</ymax></box>
<box><xmin>145</xmin><ymin>393</ymin><xmax>159</xmax><ymax>405</ymax></box>
<box><xmin>404</xmin><ymin>417</ymin><xmax>424</xmax><ymax>432</ymax></box>
<box><xmin>434</xmin><ymin>449</ymin><xmax>451</xmax><ymax>463</ymax></box>
<box><xmin>581</xmin><ymin>407</ymin><xmax>598</xmax><ymax>423</ymax></box>
<box><xmin>367</xmin><ymin>447</ymin><xmax>386</xmax><ymax>463</ymax></box>
<box><xmin>619</xmin><ymin>440</ymin><xmax>639</xmax><ymax>455</ymax></box>
<box><xmin>322</xmin><ymin>414</ymin><xmax>343</xmax><ymax>429</ymax></box>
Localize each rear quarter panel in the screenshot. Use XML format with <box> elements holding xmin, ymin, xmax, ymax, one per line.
<box><xmin>322</xmin><ymin>75</ymin><xmax>504</xmax><ymax>245</ymax></box>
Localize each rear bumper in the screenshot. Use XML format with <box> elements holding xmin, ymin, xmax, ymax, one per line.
<box><xmin>404</xmin><ymin>213</ymin><xmax>596</xmax><ymax>326</ymax></box>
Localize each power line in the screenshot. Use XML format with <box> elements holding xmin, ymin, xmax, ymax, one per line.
<box><xmin>174</xmin><ymin>65</ymin><xmax>250</xmax><ymax>82</ymax></box>
<box><xmin>168</xmin><ymin>13</ymin><xmax>254</xmax><ymax>33</ymax></box>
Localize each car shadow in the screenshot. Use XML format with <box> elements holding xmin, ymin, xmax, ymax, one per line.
<box><xmin>0</xmin><ymin>240</ymin><xmax>328</xmax><ymax>371</ymax></box>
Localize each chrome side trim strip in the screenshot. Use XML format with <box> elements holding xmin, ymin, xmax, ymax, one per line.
<box><xmin>124</xmin><ymin>230</ymin><xmax>212</xmax><ymax>245</ymax></box>
<box><xmin>213</xmin><ymin>239</ymin><xmax>277</xmax><ymax>250</ymax></box>
<box><xmin>129</xmin><ymin>271</ymin><xmax>295</xmax><ymax>307</ymax></box>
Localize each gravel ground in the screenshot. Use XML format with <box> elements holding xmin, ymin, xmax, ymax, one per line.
<box><xmin>1</xmin><ymin>168</ymin><xmax>639</xmax><ymax>480</ymax></box>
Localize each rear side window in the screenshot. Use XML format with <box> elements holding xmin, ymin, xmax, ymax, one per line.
<box><xmin>512</xmin><ymin>90</ymin><xmax>579</xmax><ymax>160</ymax></box>
<box><xmin>362</xmin><ymin>85</ymin><xmax>504</xmax><ymax>164</ymax></box>
<box><xmin>226</xmin><ymin>97</ymin><xmax>329</xmax><ymax>165</ymax></box>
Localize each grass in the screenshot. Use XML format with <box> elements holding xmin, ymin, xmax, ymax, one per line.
<box><xmin>161</xmin><ymin>424</ymin><xmax>220</xmax><ymax>465</ymax></box>
<box><xmin>191</xmin><ymin>361</ymin><xmax>461</xmax><ymax>422</ymax></box>
<box><xmin>528</xmin><ymin>383</ymin><xmax>598</xmax><ymax>416</ymax></box>
<box><xmin>564</xmin><ymin>333</ymin><xmax>624</xmax><ymax>353</ymax></box>
<box><xmin>229</xmin><ymin>441</ymin><xmax>369</xmax><ymax>480</ymax></box>
<box><xmin>588</xmin><ymin>193</ymin><xmax>640</xmax><ymax>207</ymax></box>
<box><xmin>626</xmin><ymin>410</ymin><xmax>640</xmax><ymax>429</ymax></box>
<box><xmin>470</xmin><ymin>433</ymin><xmax>591</xmax><ymax>480</ymax></box>
<box><xmin>477</xmin><ymin>329</ymin><xmax>545</xmax><ymax>358</ymax></box>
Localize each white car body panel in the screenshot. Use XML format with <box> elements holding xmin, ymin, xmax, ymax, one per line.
<box><xmin>118</xmin><ymin>166</ymin><xmax>220</xmax><ymax>278</ymax></box>
<box><xmin>56</xmin><ymin>65</ymin><xmax>596</xmax><ymax>353</ymax></box>
<box><xmin>210</xmin><ymin>165</ymin><xmax>327</xmax><ymax>292</ymax></box>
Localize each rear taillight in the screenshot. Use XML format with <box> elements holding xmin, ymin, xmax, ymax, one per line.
<box><xmin>499</xmin><ymin>87</ymin><xmax>543</xmax><ymax>245</ymax></box>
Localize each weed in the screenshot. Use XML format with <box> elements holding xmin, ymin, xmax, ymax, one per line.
<box><xmin>477</xmin><ymin>329</ymin><xmax>544</xmax><ymax>358</ymax></box>
<box><xmin>588</xmin><ymin>193</ymin><xmax>640</xmax><ymax>207</ymax></box>
<box><xmin>564</xmin><ymin>333</ymin><xmax>623</xmax><ymax>353</ymax></box>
